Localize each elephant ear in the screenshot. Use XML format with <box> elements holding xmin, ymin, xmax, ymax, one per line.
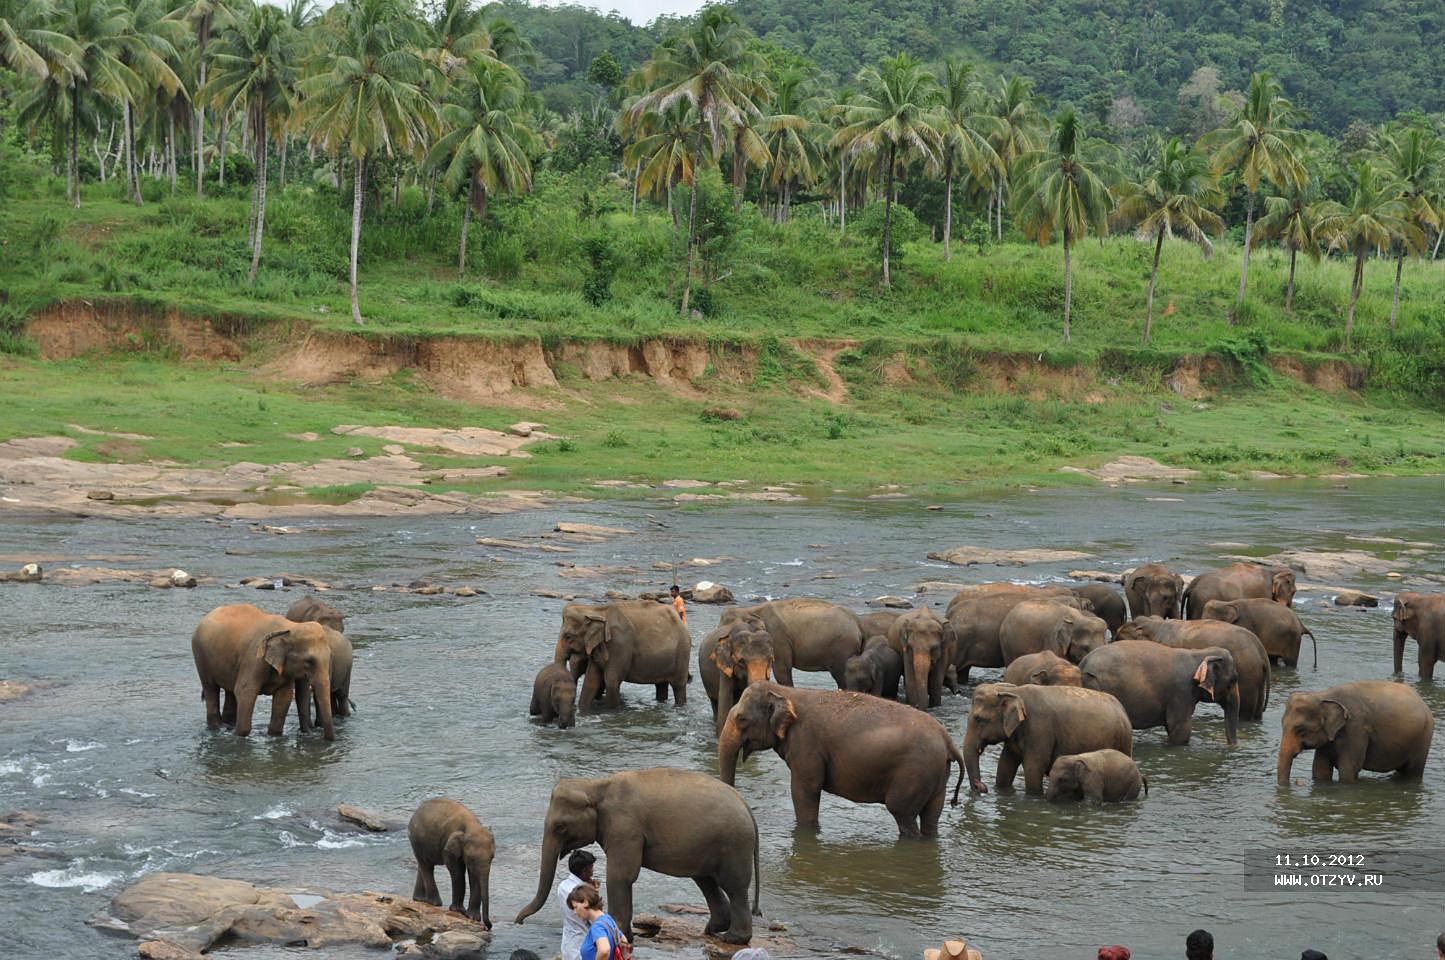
<box><xmin>1000</xmin><ymin>693</ymin><xmax>1027</xmax><ymax>736</ymax></box>
<box><xmin>1320</xmin><ymin>699</ymin><xmax>1350</xmax><ymax>740</ymax></box>
<box><xmin>1029</xmin><ymin>668</ymin><xmax>1051</xmax><ymax>685</ymax></box>
<box><xmin>1271</xmin><ymin>569</ymin><xmax>1295</xmax><ymax>601</ymax></box>
<box><xmin>582</xmin><ymin>612</ymin><xmax>608</xmax><ymax>659</ymax></box>
<box><xmin>258</xmin><ymin>629</ymin><xmax>291</xmax><ymax>674</ymax></box>
<box><xmin>444</xmin><ymin>830</ymin><xmax>465</xmax><ymax>862</ymax></box>
<box><xmin>1394</xmin><ymin>595</ymin><xmax>1415</xmax><ymax>623</ymax></box>
<box><xmin>1049</xmin><ymin>621</ymin><xmax>1073</xmax><ymax>657</ymax></box>
<box><xmin>766</xmin><ymin>692</ymin><xmax>798</xmax><ymax>741</ymax></box>
<box><xmin>1079</xmin><ymin>762</ymin><xmax>1105</xmax><ymax>801</ymax></box>
<box><xmin>1192</xmin><ymin>656</ymin><xmax>1225</xmax><ymax>699</ymax></box>
<box><xmin>710</xmin><ymin>635</ymin><xmax>734</xmax><ymax>678</ymax></box>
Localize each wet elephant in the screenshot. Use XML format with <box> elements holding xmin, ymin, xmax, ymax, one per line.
<box><xmin>859</xmin><ymin>609</ymin><xmax>905</xmax><ymax>641</ymax></box>
<box><xmin>1183</xmin><ymin>562</ymin><xmax>1296</xmax><ymax>618</ymax></box>
<box><xmin>285</xmin><ymin>595</ymin><xmax>344</xmax><ymax>633</ymax></box>
<box><xmin>1117</xmin><ymin>617</ymin><xmax>1271</xmax><ymax>721</ymax></box>
<box><xmin>1277</xmin><ymin>681</ymin><xmax>1433</xmax><ymax>785</ymax></box>
<box><xmin>1046</xmin><ymin>750</ymin><xmax>1147</xmax><ymax>803</ymax></box>
<box><xmin>999</xmin><ymin>599</ymin><xmax>1107</xmax><ymax>666</ymax></box>
<box><xmin>1079</xmin><ymin>641</ymin><xmax>1241</xmax><ymax>745</ymax></box>
<box><xmin>945</xmin><ymin>583</ymin><xmax>1077</xmax><ymax>620</ymax></box>
<box><xmin>1203</xmin><ymin>598</ymin><xmax>1317</xmax><ymax>667</ymax></box>
<box><xmin>1001</xmin><ymin>650</ymin><xmax>1082</xmax><ymax>687</ymax></box>
<box><xmin>408</xmin><ymin>797</ymin><xmax>494</xmax><ymax>926</ymax></box>
<box><xmin>530</xmin><ymin>663</ymin><xmax>578</xmax><ymax>729</ymax></box>
<box><xmin>554</xmin><ymin>601</ymin><xmax>691</xmax><ymax>711</ymax></box>
<box><xmin>718</xmin><ymin>599</ymin><xmax>864</xmax><ymax>687</ymax></box>
<box><xmin>514</xmin><ymin>768</ymin><xmax>760</xmax><ymax>945</ymax></box>
<box><xmin>287</xmin><ymin>598</ymin><xmax>353</xmax><ymax>732</ymax></box>
<box><xmin>888</xmin><ymin>608</ymin><xmax>950</xmax><ymax>709</ymax></box>
<box><xmin>719</xmin><ymin>682</ymin><xmax>966</xmax><ymax>838</ymax></box>
<box><xmin>963</xmin><ymin>683</ymin><xmax>1133</xmax><ymax>794</ymax></box>
<box><xmin>844</xmin><ymin>636</ymin><xmax>903</xmax><ymax>699</ymax></box>
<box><xmin>1071</xmin><ymin>583</ymin><xmax>1127</xmax><ymax>637</ymax></box>
<box><xmin>947</xmin><ymin>592</ymin><xmax>1091</xmax><ymax>686</ymax></box>
<box><xmin>1123</xmin><ymin>564</ymin><xmax>1185</xmax><ymax>620</ymax></box>
<box><xmin>1392</xmin><ymin>592</ymin><xmax>1445</xmax><ymax>680</ymax></box>
<box><xmin>699</xmin><ymin>621</ymin><xmax>775</xmax><ymax>733</ymax></box>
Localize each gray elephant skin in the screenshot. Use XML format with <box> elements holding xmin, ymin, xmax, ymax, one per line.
<box><xmin>999</xmin><ymin>599</ymin><xmax>1107</xmax><ymax>666</ymax></box>
<box><xmin>408</xmin><ymin>797</ymin><xmax>495</xmax><ymax>926</ymax></box>
<box><xmin>554</xmin><ymin>601</ymin><xmax>691</xmax><ymax>711</ymax></box>
<box><xmin>514</xmin><ymin>768</ymin><xmax>760</xmax><ymax>945</ymax></box>
<box><xmin>1117</xmin><ymin>616</ymin><xmax>1270</xmax><ymax>721</ymax></box>
<box><xmin>1183</xmin><ymin>562</ymin><xmax>1296</xmax><ymax>618</ymax></box>
<box><xmin>1393</xmin><ymin>592</ymin><xmax>1445</xmax><ymax>680</ymax></box>
<box><xmin>1046</xmin><ymin>749</ymin><xmax>1147</xmax><ymax>803</ymax></box>
<box><xmin>946</xmin><ymin>591</ymin><xmax>1091</xmax><ymax>685</ymax></box>
<box><xmin>888</xmin><ymin>607</ymin><xmax>951</xmax><ymax>709</ymax></box>
<box><xmin>1277</xmin><ymin>681</ymin><xmax>1433</xmax><ymax>785</ymax></box>
<box><xmin>529</xmin><ymin>663</ymin><xmax>578</xmax><ymax>729</ymax></box>
<box><xmin>717</xmin><ymin>599</ymin><xmax>865</xmax><ymax>687</ymax></box>
<box><xmin>1203</xmin><ymin>598</ymin><xmax>1316</xmax><ymax>667</ymax></box>
<box><xmin>1123</xmin><ymin>564</ymin><xmax>1185</xmax><ymax>620</ymax></box>
<box><xmin>699</xmin><ymin>620</ymin><xmax>776</xmax><ymax>732</ymax></box>
<box><xmin>719</xmin><ymin>682</ymin><xmax>965</xmax><ymax>838</ymax></box>
<box><xmin>1001</xmin><ymin>650</ymin><xmax>1082</xmax><ymax>687</ymax></box>
<box><xmin>963</xmin><ymin>683</ymin><xmax>1133</xmax><ymax>794</ymax></box>
<box><xmin>1071</xmin><ymin>583</ymin><xmax>1126</xmax><ymax>636</ymax></box>
<box><xmin>1079</xmin><ymin>640</ymin><xmax>1241</xmax><ymax>745</ymax></box>
<box><xmin>285</xmin><ymin>596</ymin><xmax>353</xmax><ymax>731</ymax></box>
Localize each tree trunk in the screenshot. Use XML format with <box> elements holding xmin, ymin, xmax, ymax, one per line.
<box><xmin>1433</xmin><ymin>228</ymin><xmax>1443</xmax><ymax>260</ymax></box>
<box><xmin>246</xmin><ymin>114</ymin><xmax>259</xmax><ymax>249</ymax></box>
<box><xmin>392</xmin><ymin>167</ymin><xmax>400</xmax><ymax>207</ymax></box>
<box><xmin>679</xmin><ymin>127</ymin><xmax>703</xmax><ymax>317</ymax></box>
<box><xmin>1231</xmin><ymin>190</ymin><xmax>1255</xmax><ymax>323</ymax></box>
<box><xmin>218</xmin><ymin>110</ymin><xmax>228</xmax><ymax>187</ymax></box>
<box><xmin>1143</xmin><ymin>224</ymin><xmax>1164</xmax><ymax>345</ymax></box>
<box><xmin>426</xmin><ymin>168</ymin><xmax>436</xmax><ymax>214</ymax></box>
<box><xmin>730</xmin><ymin>140</ymin><xmax>744</xmax><ymax>213</ymax></box>
<box><xmin>69</xmin><ymin>86</ymin><xmax>80</xmax><ymax>208</ymax></box>
<box><xmin>249</xmin><ymin>130</ymin><xmax>268</xmax><ymax>284</ymax></box>
<box><xmin>279</xmin><ymin>136</ymin><xmax>288</xmax><ymax>189</ymax></box>
<box><xmin>350</xmin><ymin>156</ymin><xmax>365</xmax><ymax>324</ymax></box>
<box><xmin>459</xmin><ymin>176</ymin><xmax>474</xmax><ymax>277</ymax></box>
<box><xmin>195</xmin><ymin>55</ymin><xmax>206</xmax><ymax>199</ymax></box>
<box><xmin>168</xmin><ymin>113</ymin><xmax>177</xmax><ymax>195</ymax></box>
<box><xmin>882</xmin><ymin>143</ymin><xmax>896</xmax><ymax>289</ymax></box>
<box><xmin>1389</xmin><ymin>251</ymin><xmax>1404</xmax><ymax>334</ymax></box>
<box><xmin>1285</xmin><ymin>245</ymin><xmax>1297</xmax><ymax>310</ymax></box>
<box><xmin>996</xmin><ymin>180</ymin><xmax>1004</xmax><ymax>241</ymax></box>
<box><xmin>123</xmin><ymin>99</ymin><xmax>140</xmax><ymax>205</ymax></box>
<box><xmin>1344</xmin><ymin>247</ymin><xmax>1363</xmax><ymax>349</ymax></box>
<box><xmin>1063</xmin><ymin>228</ymin><xmax>1074</xmax><ymax>343</ymax></box>
<box><xmin>839</xmin><ymin>155</ymin><xmax>846</xmax><ymax>235</ymax></box>
<box><xmin>943</xmin><ymin>160</ymin><xmax>954</xmax><ymax>262</ymax></box>
<box><xmin>631</xmin><ymin>159</ymin><xmax>640</xmax><ymax>216</ymax></box>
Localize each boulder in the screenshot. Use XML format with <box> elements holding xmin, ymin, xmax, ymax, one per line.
<box><xmin>86</xmin><ymin>490</ymin><xmax>115</xmax><ymax>501</ymax></box>
<box><xmin>346</xmin><ymin>447</ymin><xmax>366</xmax><ymax>458</ymax></box>
<box><xmin>336</xmin><ymin>805</ymin><xmax>391</xmax><ymax>832</ymax></box>
<box><xmin>413</xmin><ymin>586</ymin><xmax>444</xmax><ymax>596</ymax></box>
<box><xmin>396</xmin><ymin>930</ymin><xmax>488</xmax><ymax>959</ymax></box>
<box><xmin>137</xmin><ymin>941</ymin><xmax>201</xmax><ymax>960</ymax></box>
<box><xmin>927</xmin><ymin>546</ymin><xmax>1093</xmax><ymax>567</ymax></box>
<box><xmin>689</xmin><ymin>583</ymin><xmax>735</xmax><ymax>604</ymax></box>
<box><xmin>1334</xmin><ymin>589</ymin><xmax>1379</xmax><ymax>607</ymax></box>
<box><xmin>169</xmin><ymin>570</ymin><xmax>197</xmax><ymax>588</ymax></box>
<box><xmin>3</xmin><ymin>563</ymin><xmax>43</xmax><ymax>583</ymax></box>
<box><xmin>1067</xmin><ymin>570</ymin><xmax>1124</xmax><ymax>583</ymax></box>
<box><xmin>0</xmin><ymin>680</ymin><xmax>35</xmax><ymax>702</ymax></box>
<box><xmin>554</xmin><ymin>522</ymin><xmax>632</xmax><ymax>537</ymax></box>
<box><xmin>868</xmin><ymin>596</ymin><xmax>914</xmax><ymax>609</ymax></box>
<box><xmin>148</xmin><ymin>578</ymin><xmax>174</xmax><ymax>589</ymax></box>
<box><xmin>452</xmin><ymin>587</ymin><xmax>480</xmax><ymax>598</ymax></box>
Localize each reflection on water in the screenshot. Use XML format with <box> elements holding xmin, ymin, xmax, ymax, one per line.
<box><xmin>2</xmin><ymin>478</ymin><xmax>1444</xmax><ymax>958</ymax></box>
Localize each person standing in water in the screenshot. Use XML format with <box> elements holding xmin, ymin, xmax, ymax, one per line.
<box><xmin>555</xmin><ymin>850</ymin><xmax>596</xmax><ymax>960</ymax></box>
<box><xmin>670</xmin><ymin>584</ymin><xmax>687</xmax><ymax>626</ymax></box>
<box><xmin>567</xmin><ymin>884</ymin><xmax>630</xmax><ymax>960</ymax></box>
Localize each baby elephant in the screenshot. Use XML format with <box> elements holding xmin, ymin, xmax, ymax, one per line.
<box><xmin>408</xmin><ymin>798</ymin><xmax>495</xmax><ymax>927</ymax></box>
<box><xmin>1002</xmin><ymin>650</ymin><xmax>1082</xmax><ymax>687</ymax></box>
<box><xmin>530</xmin><ymin>663</ymin><xmax>578</xmax><ymax>729</ymax></box>
<box><xmin>844</xmin><ymin>635</ymin><xmax>904</xmax><ymax>699</ymax></box>
<box><xmin>1046</xmin><ymin>750</ymin><xmax>1147</xmax><ymax>803</ymax></box>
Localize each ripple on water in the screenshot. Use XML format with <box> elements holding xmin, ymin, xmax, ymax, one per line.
<box><xmin>29</xmin><ymin>863</ymin><xmax>125</xmax><ymax>893</ymax></box>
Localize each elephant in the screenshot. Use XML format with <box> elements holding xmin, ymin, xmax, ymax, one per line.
<box><xmin>947</xmin><ymin>592</ymin><xmax>1091</xmax><ymax>685</ymax></box>
<box><xmin>1001</xmin><ymin>650</ymin><xmax>1082</xmax><ymax>687</ymax></box>
<box><xmin>1071</xmin><ymin>584</ymin><xmax>1126</xmax><ymax>637</ymax></box>
<box><xmin>945</xmin><ymin>583</ymin><xmax>1077</xmax><ymax>619</ymax></box>
<box><xmin>963</xmin><ymin>683</ymin><xmax>1133</xmax><ymax>794</ymax></box>
<box><xmin>190</xmin><ymin>604</ymin><xmax>338</xmax><ymax>740</ymax></box>
<box><xmin>717</xmin><ymin>599</ymin><xmax>864</xmax><ymax>687</ymax></box>
<box><xmin>859</xmin><ymin>609</ymin><xmax>905</xmax><ymax>640</ymax></box>
<box><xmin>530</xmin><ymin>663</ymin><xmax>578</xmax><ymax>729</ymax></box>
<box><xmin>699</xmin><ymin>620</ymin><xmax>775</xmax><ymax>732</ymax></box>
<box><xmin>844</xmin><ymin>636</ymin><xmax>904</xmax><ymax>699</ymax></box>
<box><xmin>998</xmin><ymin>600</ymin><xmax>1108</xmax><ymax>666</ymax></box>
<box><xmin>1392</xmin><ymin>592</ymin><xmax>1445</xmax><ymax>680</ymax></box>
<box><xmin>408</xmin><ymin>797</ymin><xmax>494</xmax><ymax>927</ymax></box>
<box><xmin>1202</xmin><ymin>598</ymin><xmax>1317</xmax><ymax>667</ymax></box>
<box><xmin>1117</xmin><ymin>617</ymin><xmax>1271</xmax><ymax>721</ymax></box>
<box><xmin>888</xmin><ymin>608</ymin><xmax>951</xmax><ymax>709</ymax></box>
<box><xmin>514</xmin><ymin>768</ymin><xmax>760</xmax><ymax>945</ymax></box>
<box><xmin>1079</xmin><ymin>641</ymin><xmax>1241</xmax><ymax>745</ymax></box>
<box><xmin>553</xmin><ymin>601</ymin><xmax>691</xmax><ymax>711</ymax></box>
<box><xmin>1277</xmin><ymin>681</ymin><xmax>1434</xmax><ymax>785</ymax></box>
<box><xmin>1046</xmin><ymin>750</ymin><xmax>1147</xmax><ymax>803</ymax></box>
<box><xmin>285</xmin><ymin>595</ymin><xmax>344</xmax><ymax>633</ymax></box>
<box><xmin>1183</xmin><ymin>562</ymin><xmax>1296</xmax><ymax>618</ymax></box>
<box><xmin>718</xmin><ymin>682</ymin><xmax>965</xmax><ymax>839</ymax></box>
<box><xmin>1123</xmin><ymin>564</ymin><xmax>1185</xmax><ymax>620</ymax></box>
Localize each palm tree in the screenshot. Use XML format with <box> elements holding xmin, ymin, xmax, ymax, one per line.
<box><xmin>831</xmin><ymin>53</ymin><xmax>941</xmax><ymax>289</ymax></box>
<box><xmin>986</xmin><ymin>75</ymin><xmax>1045</xmax><ymax>239</ymax></box>
<box><xmin>116</xmin><ymin>0</ymin><xmax>185</xmax><ymax>205</ymax></box>
<box><xmin>1114</xmin><ymin>137</ymin><xmax>1223</xmax><ymax>344</ymax></box>
<box><xmin>167</xmin><ymin>0</ymin><xmax>232</xmax><ymax>198</ymax></box>
<box><xmin>296</xmin><ymin>0</ymin><xmax>437</xmax><ymax>324</ymax></box>
<box><xmin>761</xmin><ymin>67</ymin><xmax>823</xmax><ymax>222</ymax></box>
<box><xmin>202</xmin><ymin>1</ymin><xmax>292</xmax><ymax>281</ymax></box>
<box><xmin>1257</xmin><ymin>179</ymin><xmax>1325</xmax><ymax>310</ymax></box>
<box><xmin>2</xmin><ymin>0</ymin><xmax>81</xmax><ymax>77</ymax></box>
<box><xmin>427</xmin><ymin>59</ymin><xmax>537</xmax><ymax>277</ymax></box>
<box><xmin>936</xmin><ymin>58</ymin><xmax>999</xmax><ymax>260</ymax></box>
<box><xmin>1379</xmin><ymin>127</ymin><xmax>1442</xmax><ymax>332</ymax></box>
<box><xmin>52</xmin><ymin>0</ymin><xmax>134</xmax><ymax>208</ymax></box>
<box><xmin>1316</xmin><ymin>161</ymin><xmax>1418</xmax><ymax>348</ymax></box>
<box><xmin>1012</xmin><ymin>109</ymin><xmax>1116</xmax><ymax>342</ymax></box>
<box><xmin>627</xmin><ymin>6</ymin><xmax>767</xmax><ymax>315</ymax></box>
<box><xmin>623</xmin><ymin>98</ymin><xmax>697</xmax><ymax>226</ymax></box>
<box><xmin>1202</xmin><ymin>71</ymin><xmax>1305</xmax><ymax>323</ymax></box>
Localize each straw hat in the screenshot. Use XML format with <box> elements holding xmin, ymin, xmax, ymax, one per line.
<box><xmin>924</xmin><ymin>940</ymin><xmax>982</xmax><ymax>960</ymax></box>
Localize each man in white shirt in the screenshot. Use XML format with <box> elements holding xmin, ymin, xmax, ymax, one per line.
<box><xmin>556</xmin><ymin>849</ymin><xmax>597</xmax><ymax>960</ymax></box>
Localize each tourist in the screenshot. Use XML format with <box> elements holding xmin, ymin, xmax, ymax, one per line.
<box><xmin>1098</xmin><ymin>947</ymin><xmax>1131</xmax><ymax>960</ymax></box>
<box><xmin>566</xmin><ymin>884</ymin><xmax>630</xmax><ymax>960</ymax></box>
<box><xmin>671</xmin><ymin>584</ymin><xmax>687</xmax><ymax>625</ymax></box>
<box><xmin>1436</xmin><ymin>932</ymin><xmax>1444</xmax><ymax>960</ymax></box>
<box><xmin>556</xmin><ymin>849</ymin><xmax>597</xmax><ymax>960</ymax></box>
<box><xmin>1186</xmin><ymin>929</ymin><xmax>1214</xmax><ymax>960</ymax></box>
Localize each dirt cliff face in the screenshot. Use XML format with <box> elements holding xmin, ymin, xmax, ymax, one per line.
<box><xmin>26</xmin><ymin>301</ymin><xmax>243</xmax><ymax>361</ymax></box>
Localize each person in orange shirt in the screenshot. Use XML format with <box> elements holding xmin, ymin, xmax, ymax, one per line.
<box><xmin>670</xmin><ymin>584</ymin><xmax>687</xmax><ymax>625</ymax></box>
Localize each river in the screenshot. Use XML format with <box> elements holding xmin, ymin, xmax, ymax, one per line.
<box><xmin>2</xmin><ymin>478</ymin><xmax>1443</xmax><ymax>958</ymax></box>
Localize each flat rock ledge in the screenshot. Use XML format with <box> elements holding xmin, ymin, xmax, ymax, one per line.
<box><xmin>928</xmin><ymin>546</ymin><xmax>1094</xmax><ymax>567</ymax></box>
<box><xmin>95</xmin><ymin>873</ymin><xmax>489</xmax><ymax>959</ymax></box>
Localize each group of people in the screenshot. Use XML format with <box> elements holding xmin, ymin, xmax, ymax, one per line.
<box><xmin>1096</xmin><ymin>929</ymin><xmax>1445</xmax><ymax>959</ymax></box>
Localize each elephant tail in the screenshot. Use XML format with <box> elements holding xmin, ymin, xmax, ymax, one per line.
<box><xmin>1141</xmin><ymin>775</ymin><xmax>1149</xmax><ymax>798</ymax></box>
<box><xmin>1302</xmin><ymin>627</ymin><xmax>1318</xmax><ymax>668</ymax></box>
<box><xmin>748</xmin><ymin>805</ymin><xmax>763</xmax><ymax>917</ymax></box>
<box><xmin>1180</xmin><ymin>581</ymin><xmax>1195</xmax><ymax>619</ymax></box>
<box><xmin>946</xmin><ymin>733</ymin><xmax>967</xmax><ymax>806</ymax></box>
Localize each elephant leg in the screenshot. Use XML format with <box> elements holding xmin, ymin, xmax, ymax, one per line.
<box><xmin>1165</xmin><ymin>701</ymin><xmax>1194</xmax><ymax>746</ymax></box>
<box><xmin>927</xmin><ymin>662</ymin><xmax>944</xmax><ymax>708</ymax></box>
<box><xmin>202</xmin><ymin>683</ymin><xmax>222</xmax><ymax>729</ymax></box>
<box><xmin>1398</xmin><ymin>751</ymin><xmax>1429</xmax><ymax>779</ymax></box>
<box><xmin>693</xmin><ymin>876</ymin><xmax>730</xmax><ymax>936</ymax></box>
<box><xmin>943</xmin><ymin>664</ymin><xmax>959</xmax><ymax>694</ymax></box>
<box><xmin>334</xmin><ymin>686</ymin><xmax>351</xmax><ymax>717</ymax></box>
<box><xmin>717</xmin><ymin>870</ymin><xmax>754</xmax><ymax>945</ymax></box>
<box><xmin>1311</xmin><ymin>750</ymin><xmax>1335</xmax><ymax>783</ymax></box>
<box><xmin>414</xmin><ymin>865</ymin><xmax>440</xmax><ymax>905</ymax></box>
<box><xmin>221</xmin><ymin>689</ymin><xmax>237</xmax><ymax>726</ymax></box>
<box><xmin>955</xmin><ymin>664</ymin><xmax>971</xmax><ymax>686</ymax></box>
<box><xmin>919</xmin><ymin>785</ymin><xmax>946</xmax><ymax>839</ymax></box>
<box><xmin>995</xmin><ymin>749</ymin><xmax>1021</xmax><ymax>792</ymax></box>
<box><xmin>604</xmin><ymin>850</ymin><xmax>642</xmax><ymax>942</ymax></box>
<box><xmin>1420</xmin><ymin>646</ymin><xmax>1436</xmax><ymax>681</ymax></box>
<box><xmin>445</xmin><ymin>861</ymin><xmax>467</xmax><ymax>913</ymax></box>
<box><xmin>655</xmin><ymin>682</ymin><xmax>669</xmax><ymax>702</ymax></box>
<box><xmin>266</xmin><ymin>687</ymin><xmax>295</xmax><ymax>736</ymax></box>
<box><xmin>295</xmin><ymin>680</ymin><xmax>313</xmax><ymax>733</ymax></box>
<box><xmin>790</xmin><ymin>775</ymin><xmax>823</xmax><ymax>831</ymax></box>
<box><xmin>1022</xmin><ymin>755</ymin><xmax>1049</xmax><ymax>795</ymax></box>
<box><xmin>672</xmin><ymin>675</ymin><xmax>687</xmax><ymax>706</ymax></box>
<box><xmin>773</xmin><ymin>661</ymin><xmax>795</xmax><ymax>687</ymax></box>
<box><xmin>1335</xmin><ymin>753</ymin><xmax>1362</xmax><ymax>784</ymax></box>
<box><xmin>232</xmin><ymin>689</ymin><xmax>259</xmax><ymax>737</ymax></box>
<box><xmin>579</xmin><ymin>663</ymin><xmax>604</xmax><ymax>714</ymax></box>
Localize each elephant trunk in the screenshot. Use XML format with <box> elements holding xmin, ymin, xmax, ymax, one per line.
<box><xmin>907</xmin><ymin>650</ymin><xmax>930</xmax><ymax>709</ymax></box>
<box><xmin>963</xmin><ymin>723</ymin><xmax>987</xmax><ymax>794</ymax></box>
<box><xmin>1393</xmin><ymin>626</ymin><xmax>1406</xmax><ymax>674</ymax></box>
<box><xmin>718</xmin><ymin>715</ymin><xmax>744</xmax><ymax>786</ymax></box>
<box><xmin>1223</xmin><ymin>681</ymin><xmax>1240</xmax><ymax>746</ymax></box>
<box><xmin>479</xmin><ymin>861</ymin><xmax>491</xmax><ymax>930</ymax></box>
<box><xmin>745</xmin><ymin>659</ymin><xmax>770</xmax><ymax>686</ymax></box>
<box><xmin>1277</xmin><ymin>732</ymin><xmax>1301</xmax><ymax>786</ymax></box>
<box><xmin>311</xmin><ymin>669</ymin><xmax>334</xmax><ymax>741</ymax></box>
<box><xmin>515</xmin><ymin>835</ymin><xmax>561</xmax><ymax>923</ymax></box>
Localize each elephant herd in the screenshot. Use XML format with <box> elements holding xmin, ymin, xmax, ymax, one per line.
<box><xmin>185</xmin><ymin>561</ymin><xmax>1445</xmax><ymax>947</ymax></box>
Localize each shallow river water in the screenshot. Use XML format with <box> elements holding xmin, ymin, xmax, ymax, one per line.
<box><xmin>3</xmin><ymin>478</ymin><xmax>1445</xmax><ymax>959</ymax></box>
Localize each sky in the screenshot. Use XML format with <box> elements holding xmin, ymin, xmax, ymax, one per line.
<box><xmin>528</xmin><ymin>0</ymin><xmax>709</xmax><ymax>26</ymax></box>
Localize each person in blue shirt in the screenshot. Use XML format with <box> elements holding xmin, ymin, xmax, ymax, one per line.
<box><xmin>566</xmin><ymin>884</ymin><xmax>628</xmax><ymax>960</ymax></box>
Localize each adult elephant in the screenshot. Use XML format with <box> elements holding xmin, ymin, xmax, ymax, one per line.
<box><xmin>1183</xmin><ymin>562</ymin><xmax>1296</xmax><ymax>618</ymax></box>
<box><xmin>1117</xmin><ymin>617</ymin><xmax>1271</xmax><ymax>721</ymax></box>
<box><xmin>514</xmin><ymin>768</ymin><xmax>759</xmax><ymax>945</ymax></box>
<box><xmin>285</xmin><ymin>595</ymin><xmax>345</xmax><ymax>633</ymax></box>
<box><xmin>947</xmin><ymin>592</ymin><xmax>1091</xmax><ymax>685</ymax></box>
<box><xmin>191</xmin><ymin>604</ymin><xmax>339</xmax><ymax>740</ymax></box>
<box><xmin>1277</xmin><ymin>681</ymin><xmax>1433</xmax><ymax>785</ymax></box>
<box><xmin>408</xmin><ymin>798</ymin><xmax>494</xmax><ymax>926</ymax></box>
<box><xmin>286</xmin><ymin>599</ymin><xmax>354</xmax><ymax>731</ymax></box>
<box><xmin>554</xmin><ymin>601</ymin><xmax>691</xmax><ymax>712</ymax></box>
<box><xmin>1393</xmin><ymin>592</ymin><xmax>1445</xmax><ymax>680</ymax></box>
<box><xmin>963</xmin><ymin>683</ymin><xmax>1133</xmax><ymax>794</ymax></box>
<box><xmin>718</xmin><ymin>682</ymin><xmax>965</xmax><ymax>838</ymax></box>
<box><xmin>998</xmin><ymin>600</ymin><xmax>1107</xmax><ymax>666</ymax></box>
<box><xmin>1071</xmin><ymin>584</ymin><xmax>1126</xmax><ymax>637</ymax></box>
<box><xmin>859</xmin><ymin>609</ymin><xmax>905</xmax><ymax>640</ymax></box>
<box><xmin>1123</xmin><ymin>564</ymin><xmax>1185</xmax><ymax>620</ymax></box>
<box><xmin>699</xmin><ymin>621</ymin><xmax>775</xmax><ymax>733</ymax></box>
<box><xmin>1203</xmin><ymin>598</ymin><xmax>1317</xmax><ymax>667</ymax></box>
<box><xmin>888</xmin><ymin>608</ymin><xmax>951</xmax><ymax>709</ymax></box>
<box><xmin>945</xmin><ymin>583</ymin><xmax>1077</xmax><ymax>619</ymax></box>
<box><xmin>1079</xmin><ymin>641</ymin><xmax>1241</xmax><ymax>746</ymax></box>
<box><xmin>844</xmin><ymin>636</ymin><xmax>904</xmax><ymax>699</ymax></box>
<box><xmin>717</xmin><ymin>599</ymin><xmax>864</xmax><ymax>687</ymax></box>
<box><xmin>1001</xmin><ymin>651</ymin><xmax>1082</xmax><ymax>687</ymax></box>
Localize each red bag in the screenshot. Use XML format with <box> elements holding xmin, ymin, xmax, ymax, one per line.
<box><xmin>602</xmin><ymin>916</ymin><xmax>633</xmax><ymax>960</ymax></box>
